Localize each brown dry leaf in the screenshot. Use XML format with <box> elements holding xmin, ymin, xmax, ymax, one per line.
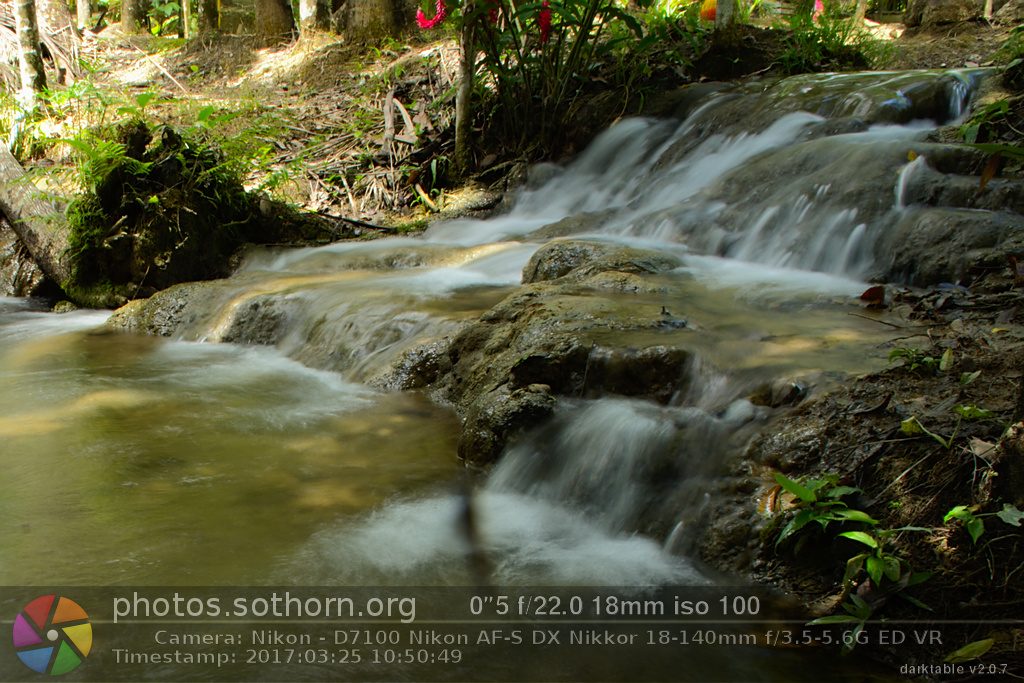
<box><xmin>978</xmin><ymin>153</ymin><xmax>1004</xmax><ymax>194</ymax></box>
<box><xmin>969</xmin><ymin>438</ymin><xmax>996</xmax><ymax>459</ymax></box>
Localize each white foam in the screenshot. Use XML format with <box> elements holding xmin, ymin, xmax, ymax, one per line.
<box><xmin>304</xmin><ymin>491</ymin><xmax>696</xmax><ymax>585</ymax></box>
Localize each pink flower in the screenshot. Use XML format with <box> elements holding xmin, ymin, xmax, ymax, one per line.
<box><xmin>812</xmin><ymin>0</ymin><xmax>824</xmax><ymax>20</ymax></box>
<box><xmin>416</xmin><ymin>0</ymin><xmax>448</xmax><ymax>29</ymax></box>
<box><xmin>539</xmin><ymin>0</ymin><xmax>551</xmax><ymax>45</ymax></box>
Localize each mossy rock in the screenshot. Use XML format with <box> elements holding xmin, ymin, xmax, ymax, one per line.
<box><xmin>64</xmin><ymin>121</ymin><xmax>344</xmax><ymax>308</ymax></box>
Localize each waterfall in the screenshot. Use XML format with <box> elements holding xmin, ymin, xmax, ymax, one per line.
<box><xmin>2</xmin><ymin>68</ymin><xmax>1001</xmax><ymax>591</ymax></box>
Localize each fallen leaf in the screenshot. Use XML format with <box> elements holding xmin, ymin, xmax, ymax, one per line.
<box><xmin>859</xmin><ymin>285</ymin><xmax>885</xmax><ymax>307</ymax></box>
<box><xmin>968</xmin><ymin>438</ymin><xmax>996</xmax><ymax>458</ymax></box>
<box><xmin>945</xmin><ymin>638</ymin><xmax>994</xmax><ymax>663</ymax></box>
<box><xmin>978</xmin><ymin>153</ymin><xmax>1004</xmax><ymax>194</ymax></box>
<box><xmin>997</xmin><ymin>504</ymin><xmax>1024</xmax><ymax>527</ymax></box>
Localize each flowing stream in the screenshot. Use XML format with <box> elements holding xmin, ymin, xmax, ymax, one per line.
<box><xmin>0</xmin><ymin>69</ymin><xmax>996</xmax><ymax>679</ymax></box>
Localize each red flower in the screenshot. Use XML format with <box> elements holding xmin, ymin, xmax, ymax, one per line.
<box><xmin>539</xmin><ymin>0</ymin><xmax>551</xmax><ymax>45</ymax></box>
<box><xmin>487</xmin><ymin>0</ymin><xmax>500</xmax><ymax>24</ymax></box>
<box><xmin>416</xmin><ymin>0</ymin><xmax>448</xmax><ymax>29</ymax></box>
<box><xmin>699</xmin><ymin>0</ymin><xmax>715</xmax><ymax>22</ymax></box>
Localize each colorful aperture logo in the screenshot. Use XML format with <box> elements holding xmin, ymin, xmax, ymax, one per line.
<box><xmin>12</xmin><ymin>595</ymin><xmax>92</xmax><ymax>675</ymax></box>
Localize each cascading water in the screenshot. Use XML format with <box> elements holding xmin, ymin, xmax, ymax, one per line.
<box><xmin>0</xmin><ymin>68</ymin><xmax>1002</xmax><ymax>680</ymax></box>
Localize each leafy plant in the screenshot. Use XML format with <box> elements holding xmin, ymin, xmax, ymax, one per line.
<box><xmin>900</xmin><ymin>416</ymin><xmax>953</xmax><ymax>449</ymax></box>
<box><xmin>773</xmin><ymin>473</ymin><xmax>878</xmax><ymax>550</ymax></box>
<box><xmin>961</xmin><ymin>99</ymin><xmax>1011</xmax><ymax>145</ymax></box>
<box><xmin>839</xmin><ymin>527</ymin><xmax>931</xmax><ymax>600</ymax></box>
<box><xmin>953</xmin><ymin>404</ymin><xmax>996</xmax><ymax>421</ymax></box>
<box><xmin>944</xmin><ymin>503</ymin><xmax>1024</xmax><ymax>544</ymax></box>
<box><xmin>415</xmin><ymin>0</ymin><xmax>664</xmax><ymax>156</ymax></box>
<box><xmin>809</xmin><ymin>525</ymin><xmax>931</xmax><ymax>652</ymax></box>
<box><xmin>900</xmin><ymin>402</ymin><xmax>1001</xmax><ymax>451</ymax></box>
<box><xmin>888</xmin><ymin>346</ymin><xmax>941</xmax><ymax>373</ymax></box>
<box><xmin>116</xmin><ymin>91</ymin><xmax>159</xmax><ymax>120</ymax></box>
<box><xmin>62</xmin><ymin>134</ymin><xmax>151</xmax><ymax>193</ymax></box>
<box><xmin>775</xmin><ymin>9</ymin><xmax>889</xmax><ymax>74</ymax></box>
<box><xmin>808</xmin><ymin>592</ymin><xmax>873</xmax><ymax>653</ymax></box>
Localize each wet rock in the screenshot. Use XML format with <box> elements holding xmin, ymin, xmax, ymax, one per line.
<box><xmin>575</xmin><ymin>345</ymin><xmax>691</xmax><ymax>403</ymax></box>
<box><xmin>526</xmin><ymin>212</ymin><xmax>606</xmax><ymax>240</ymax></box>
<box><xmin>749</xmin><ymin>379</ymin><xmax>808</xmax><ymax>408</ymax></box>
<box><xmin>641</xmin><ymin>83</ymin><xmax>733</xmax><ymax>121</ymax></box>
<box><xmin>218</xmin><ymin>297</ymin><xmax>288</xmax><ymax>345</ymax></box>
<box><xmin>579</xmin><ymin>271</ymin><xmax>670</xmax><ymax>294</ymax></box>
<box><xmin>995</xmin><ymin>0</ymin><xmax>1024</xmax><ymax>22</ymax></box>
<box><xmin>445</xmin><ymin>280</ymin><xmax>690</xmax><ymax>413</ymax></box>
<box><xmin>899</xmin><ymin>157</ymin><xmax>1024</xmax><ymax>215</ymax></box>
<box><xmin>879</xmin><ymin>207</ymin><xmax>1024</xmax><ymax>285</ymax></box>
<box><xmin>505</xmin><ymin>338</ymin><xmax>592</xmax><ymax>394</ymax></box>
<box><xmin>106</xmin><ymin>281</ymin><xmax>224</xmax><ymax>336</ymax></box>
<box><xmin>522</xmin><ymin>240</ymin><xmax>682</xmax><ymax>284</ymax></box>
<box><xmin>457</xmin><ymin>384</ymin><xmax>558</xmax><ymax>466</ymax></box>
<box><xmin>905</xmin><ymin>0</ymin><xmax>981</xmax><ymax>27</ymax></box>
<box><xmin>51</xmin><ymin>301</ymin><xmax>78</xmax><ymax>314</ymax></box>
<box><xmin>365</xmin><ymin>338</ymin><xmax>455</xmax><ymax>391</ymax></box>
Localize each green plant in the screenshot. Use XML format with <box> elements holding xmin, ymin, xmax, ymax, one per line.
<box><xmin>809</xmin><ymin>525</ymin><xmax>931</xmax><ymax>652</ymax></box>
<box><xmin>62</xmin><ymin>133</ymin><xmax>152</xmax><ymax>193</ymax></box>
<box><xmin>900</xmin><ymin>415</ymin><xmax>953</xmax><ymax>449</ymax></box>
<box><xmin>773</xmin><ymin>473</ymin><xmax>878</xmax><ymax>551</ymax></box>
<box><xmin>116</xmin><ymin>91</ymin><xmax>159</xmax><ymax>120</ymax></box>
<box><xmin>148</xmin><ymin>0</ymin><xmax>181</xmax><ymax>35</ymax></box>
<box><xmin>415</xmin><ymin>0</ymin><xmax>665</xmax><ymax>156</ymax></box>
<box><xmin>888</xmin><ymin>346</ymin><xmax>943</xmax><ymax>373</ymax></box>
<box><xmin>900</xmin><ymin>403</ymin><xmax>1001</xmax><ymax>451</ymax></box>
<box><xmin>839</xmin><ymin>527</ymin><xmax>931</xmax><ymax>599</ymax></box>
<box><xmin>809</xmin><ymin>593</ymin><xmax>873</xmax><ymax>653</ymax></box>
<box><xmin>775</xmin><ymin>9</ymin><xmax>890</xmax><ymax>74</ymax></box>
<box><xmin>961</xmin><ymin>99</ymin><xmax>1011</xmax><ymax>144</ymax></box>
<box><xmin>944</xmin><ymin>503</ymin><xmax>1024</xmax><ymax>544</ymax></box>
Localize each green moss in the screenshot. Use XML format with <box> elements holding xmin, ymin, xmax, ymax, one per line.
<box><xmin>63</xmin><ymin>121</ymin><xmax>337</xmax><ymax>308</ymax></box>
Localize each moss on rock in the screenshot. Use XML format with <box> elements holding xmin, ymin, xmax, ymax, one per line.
<box><xmin>64</xmin><ymin>121</ymin><xmax>344</xmax><ymax>308</ymax></box>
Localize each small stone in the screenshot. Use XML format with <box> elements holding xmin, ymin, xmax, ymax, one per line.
<box><xmin>51</xmin><ymin>301</ymin><xmax>78</xmax><ymax>314</ymax></box>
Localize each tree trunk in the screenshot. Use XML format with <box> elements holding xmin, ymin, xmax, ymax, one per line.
<box><xmin>454</xmin><ymin>4</ymin><xmax>475</xmax><ymax>178</ymax></box>
<box><xmin>121</xmin><ymin>0</ymin><xmax>147</xmax><ymax>33</ymax></box>
<box><xmin>13</xmin><ymin>0</ymin><xmax>46</xmax><ymax>114</ymax></box>
<box><xmin>198</xmin><ymin>0</ymin><xmax>219</xmax><ymax>32</ymax></box>
<box><xmin>255</xmin><ymin>0</ymin><xmax>296</xmax><ymax>45</ymax></box>
<box><xmin>36</xmin><ymin>0</ymin><xmax>81</xmax><ymax>82</ymax></box>
<box><xmin>76</xmin><ymin>0</ymin><xmax>91</xmax><ymax>30</ymax></box>
<box><xmin>0</xmin><ymin>145</ymin><xmax>71</xmax><ymax>288</ymax></box>
<box><xmin>853</xmin><ymin>0</ymin><xmax>868</xmax><ymax>22</ymax></box>
<box><xmin>714</xmin><ymin>0</ymin><xmax>736</xmax><ymax>29</ymax></box>
<box><xmin>984</xmin><ymin>0</ymin><xmax>994</xmax><ymax>19</ymax></box>
<box><xmin>299</xmin><ymin>0</ymin><xmax>331</xmax><ymax>31</ymax></box>
<box><xmin>178</xmin><ymin>0</ymin><xmax>190</xmax><ymax>37</ymax></box>
<box><xmin>344</xmin><ymin>0</ymin><xmax>395</xmax><ymax>43</ymax></box>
